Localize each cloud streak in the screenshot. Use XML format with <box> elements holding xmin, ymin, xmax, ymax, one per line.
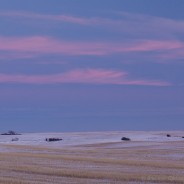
<box><xmin>0</xmin><ymin>36</ymin><xmax>183</xmax><ymax>57</ymax></box>
<box><xmin>0</xmin><ymin>69</ymin><xmax>171</xmax><ymax>86</ymax></box>
<box><xmin>117</xmin><ymin>12</ymin><xmax>184</xmax><ymax>36</ymax></box>
<box><xmin>1</xmin><ymin>11</ymin><xmax>184</xmax><ymax>37</ymax></box>
<box><xmin>0</xmin><ymin>11</ymin><xmax>89</xmax><ymax>25</ymax></box>
<box><xmin>1</xmin><ymin>11</ymin><xmax>184</xmax><ymax>61</ymax></box>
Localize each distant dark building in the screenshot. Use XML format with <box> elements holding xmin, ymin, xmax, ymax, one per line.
<box><xmin>1</xmin><ymin>130</ymin><xmax>21</xmax><ymax>135</ymax></box>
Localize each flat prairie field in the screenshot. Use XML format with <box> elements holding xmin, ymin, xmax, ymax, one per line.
<box><xmin>0</xmin><ymin>131</ymin><xmax>184</xmax><ymax>184</ymax></box>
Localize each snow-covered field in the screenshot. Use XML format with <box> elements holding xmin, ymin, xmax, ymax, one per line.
<box><xmin>0</xmin><ymin>131</ymin><xmax>184</xmax><ymax>184</ymax></box>
<box><xmin>0</xmin><ymin>131</ymin><xmax>184</xmax><ymax>148</ymax></box>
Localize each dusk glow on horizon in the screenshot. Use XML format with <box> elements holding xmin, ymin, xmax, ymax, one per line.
<box><xmin>0</xmin><ymin>0</ymin><xmax>184</xmax><ymax>132</ymax></box>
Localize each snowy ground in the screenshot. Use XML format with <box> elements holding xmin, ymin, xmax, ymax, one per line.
<box><xmin>0</xmin><ymin>131</ymin><xmax>184</xmax><ymax>149</ymax></box>
<box><xmin>0</xmin><ymin>131</ymin><xmax>184</xmax><ymax>184</ymax></box>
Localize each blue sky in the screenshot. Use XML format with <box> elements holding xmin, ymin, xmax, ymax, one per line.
<box><xmin>0</xmin><ymin>0</ymin><xmax>184</xmax><ymax>132</ymax></box>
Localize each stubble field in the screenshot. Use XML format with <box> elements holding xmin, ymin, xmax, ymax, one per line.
<box><xmin>0</xmin><ymin>131</ymin><xmax>184</xmax><ymax>184</ymax></box>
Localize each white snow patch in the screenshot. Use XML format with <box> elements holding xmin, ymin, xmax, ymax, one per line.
<box><xmin>0</xmin><ymin>131</ymin><xmax>183</xmax><ymax>150</ymax></box>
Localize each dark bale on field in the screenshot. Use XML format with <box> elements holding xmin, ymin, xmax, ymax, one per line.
<box><xmin>12</xmin><ymin>138</ymin><xmax>19</xmax><ymax>141</ymax></box>
<box><xmin>121</xmin><ymin>137</ymin><xmax>131</xmax><ymax>141</ymax></box>
<box><xmin>167</xmin><ymin>134</ymin><xmax>171</xmax><ymax>137</ymax></box>
<box><xmin>45</xmin><ymin>138</ymin><xmax>63</xmax><ymax>142</ymax></box>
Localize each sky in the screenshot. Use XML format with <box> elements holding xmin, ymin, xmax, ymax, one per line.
<box><xmin>0</xmin><ymin>0</ymin><xmax>184</xmax><ymax>132</ymax></box>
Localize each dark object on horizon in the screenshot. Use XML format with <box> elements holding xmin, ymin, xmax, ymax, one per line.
<box><xmin>12</xmin><ymin>138</ymin><xmax>19</xmax><ymax>141</ymax></box>
<box><xmin>121</xmin><ymin>137</ymin><xmax>131</xmax><ymax>141</ymax></box>
<box><xmin>1</xmin><ymin>130</ymin><xmax>21</xmax><ymax>135</ymax></box>
<box><xmin>167</xmin><ymin>134</ymin><xmax>171</xmax><ymax>137</ymax></box>
<box><xmin>45</xmin><ymin>138</ymin><xmax>63</xmax><ymax>142</ymax></box>
<box><xmin>182</xmin><ymin>137</ymin><xmax>184</xmax><ymax>139</ymax></box>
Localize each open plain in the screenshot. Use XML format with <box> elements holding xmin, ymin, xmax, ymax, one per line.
<box><xmin>0</xmin><ymin>131</ymin><xmax>184</xmax><ymax>184</ymax></box>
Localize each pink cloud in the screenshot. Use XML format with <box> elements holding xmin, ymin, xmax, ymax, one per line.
<box><xmin>125</xmin><ymin>40</ymin><xmax>183</xmax><ymax>52</ymax></box>
<box><xmin>0</xmin><ymin>11</ymin><xmax>100</xmax><ymax>25</ymax></box>
<box><xmin>0</xmin><ymin>51</ymin><xmax>37</xmax><ymax>60</ymax></box>
<box><xmin>0</xmin><ymin>36</ymin><xmax>183</xmax><ymax>57</ymax></box>
<box><xmin>1</xmin><ymin>11</ymin><xmax>184</xmax><ymax>36</ymax></box>
<box><xmin>0</xmin><ymin>36</ymin><xmax>107</xmax><ymax>56</ymax></box>
<box><xmin>121</xmin><ymin>11</ymin><xmax>184</xmax><ymax>26</ymax></box>
<box><xmin>0</xmin><ymin>69</ymin><xmax>171</xmax><ymax>86</ymax></box>
<box><xmin>157</xmin><ymin>48</ymin><xmax>184</xmax><ymax>61</ymax></box>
